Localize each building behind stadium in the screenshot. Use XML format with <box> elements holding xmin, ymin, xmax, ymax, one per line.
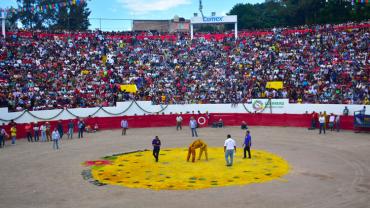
<box><xmin>132</xmin><ymin>16</ymin><xmax>190</xmax><ymax>33</ymax></box>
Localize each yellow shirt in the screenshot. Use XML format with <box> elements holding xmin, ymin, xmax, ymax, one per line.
<box><xmin>10</xmin><ymin>127</ymin><xmax>16</xmax><ymax>137</ymax></box>
<box><xmin>190</xmin><ymin>139</ymin><xmax>207</xmax><ymax>149</ymax></box>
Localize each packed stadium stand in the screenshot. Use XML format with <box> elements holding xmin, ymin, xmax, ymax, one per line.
<box><xmin>0</xmin><ymin>22</ymin><xmax>369</xmax><ymax>112</ymax></box>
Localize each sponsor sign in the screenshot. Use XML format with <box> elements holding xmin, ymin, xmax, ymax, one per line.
<box><xmin>251</xmin><ymin>99</ymin><xmax>286</xmax><ymax>112</ymax></box>
<box><xmin>266</xmin><ymin>81</ymin><xmax>283</xmax><ymax>90</ymax></box>
<box><xmin>191</xmin><ymin>15</ymin><xmax>237</xmax><ymax>24</ymax></box>
<box><xmin>120</xmin><ymin>84</ymin><xmax>137</xmax><ymax>93</ymax></box>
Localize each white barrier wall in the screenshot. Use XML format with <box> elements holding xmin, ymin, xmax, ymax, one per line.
<box><xmin>0</xmin><ymin>99</ymin><xmax>368</xmax><ymax>124</ymax></box>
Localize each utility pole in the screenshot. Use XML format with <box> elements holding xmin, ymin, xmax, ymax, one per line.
<box><xmin>199</xmin><ymin>0</ymin><xmax>204</xmax><ymax>18</ymax></box>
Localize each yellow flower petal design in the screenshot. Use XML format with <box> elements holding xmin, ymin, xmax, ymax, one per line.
<box><xmin>90</xmin><ymin>147</ymin><xmax>290</xmax><ymax>190</ymax></box>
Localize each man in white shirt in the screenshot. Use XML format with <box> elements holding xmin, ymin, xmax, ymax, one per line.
<box><xmin>189</xmin><ymin>117</ymin><xmax>198</xmax><ymax>137</ymax></box>
<box><xmin>319</xmin><ymin>113</ymin><xmax>326</xmax><ymax>134</ymax></box>
<box><xmin>176</xmin><ymin>114</ymin><xmax>183</xmax><ymax>131</ymax></box>
<box><xmin>224</xmin><ymin>134</ymin><xmax>237</xmax><ymax>166</ymax></box>
<box><xmin>52</xmin><ymin>128</ymin><xmax>61</xmax><ymax>150</ymax></box>
<box><xmin>121</xmin><ymin>118</ymin><xmax>128</xmax><ymax>136</ymax></box>
<box><xmin>329</xmin><ymin>113</ymin><xmax>335</xmax><ymax>131</ymax></box>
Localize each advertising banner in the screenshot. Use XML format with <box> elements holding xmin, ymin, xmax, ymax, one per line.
<box><xmin>191</xmin><ymin>15</ymin><xmax>237</xmax><ymax>24</ymax></box>
<box><xmin>120</xmin><ymin>84</ymin><xmax>137</xmax><ymax>93</ymax></box>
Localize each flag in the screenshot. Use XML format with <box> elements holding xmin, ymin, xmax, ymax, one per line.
<box><xmin>266</xmin><ymin>81</ymin><xmax>283</xmax><ymax>90</ymax></box>
<box><xmin>120</xmin><ymin>84</ymin><xmax>138</xmax><ymax>93</ymax></box>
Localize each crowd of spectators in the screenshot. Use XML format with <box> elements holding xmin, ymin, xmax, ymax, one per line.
<box><xmin>0</xmin><ymin>22</ymin><xmax>369</xmax><ymax>112</ymax></box>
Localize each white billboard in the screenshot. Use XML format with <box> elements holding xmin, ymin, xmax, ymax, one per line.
<box><xmin>191</xmin><ymin>15</ymin><xmax>237</xmax><ymax>24</ymax></box>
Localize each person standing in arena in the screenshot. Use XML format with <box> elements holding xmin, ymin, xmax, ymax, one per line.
<box><xmin>121</xmin><ymin>118</ymin><xmax>128</xmax><ymax>135</ymax></box>
<box><xmin>40</xmin><ymin>123</ymin><xmax>47</xmax><ymax>142</ymax></box>
<box><xmin>25</xmin><ymin>123</ymin><xmax>33</xmax><ymax>142</ymax></box>
<box><xmin>45</xmin><ymin>122</ymin><xmax>52</xmax><ymax>142</ymax></box>
<box><xmin>78</xmin><ymin>119</ymin><xmax>85</xmax><ymax>138</ymax></box>
<box><xmin>335</xmin><ymin>115</ymin><xmax>340</xmax><ymax>132</ymax></box>
<box><xmin>52</xmin><ymin>128</ymin><xmax>61</xmax><ymax>150</ymax></box>
<box><xmin>243</xmin><ymin>131</ymin><xmax>252</xmax><ymax>159</ymax></box>
<box><xmin>152</xmin><ymin>136</ymin><xmax>161</xmax><ymax>162</ymax></box>
<box><xmin>329</xmin><ymin>114</ymin><xmax>335</xmax><ymax>131</ymax></box>
<box><xmin>189</xmin><ymin>117</ymin><xmax>198</xmax><ymax>137</ymax></box>
<box><xmin>0</xmin><ymin>125</ymin><xmax>5</xmax><ymax>148</ymax></box>
<box><xmin>67</xmin><ymin>120</ymin><xmax>74</xmax><ymax>139</ymax></box>
<box><xmin>10</xmin><ymin>125</ymin><xmax>17</xmax><ymax>144</ymax></box>
<box><xmin>57</xmin><ymin>120</ymin><xmax>64</xmax><ymax>139</ymax></box>
<box><xmin>224</xmin><ymin>134</ymin><xmax>236</xmax><ymax>166</ymax></box>
<box><xmin>0</xmin><ymin>124</ymin><xmax>6</xmax><ymax>147</ymax></box>
<box><xmin>33</xmin><ymin>122</ymin><xmax>39</xmax><ymax>142</ymax></box>
<box><xmin>176</xmin><ymin>114</ymin><xmax>183</xmax><ymax>130</ymax></box>
<box><xmin>319</xmin><ymin>113</ymin><xmax>326</xmax><ymax>134</ymax></box>
<box><xmin>310</xmin><ymin>111</ymin><xmax>318</xmax><ymax>129</ymax></box>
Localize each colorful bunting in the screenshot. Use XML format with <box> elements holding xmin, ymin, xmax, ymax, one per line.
<box><xmin>0</xmin><ymin>0</ymin><xmax>86</xmax><ymax>14</ymax></box>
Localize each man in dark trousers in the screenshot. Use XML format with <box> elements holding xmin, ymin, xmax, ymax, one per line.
<box><xmin>57</xmin><ymin>120</ymin><xmax>64</xmax><ymax>139</ymax></box>
<box><xmin>243</xmin><ymin>131</ymin><xmax>252</xmax><ymax>159</ymax></box>
<box><xmin>152</xmin><ymin>136</ymin><xmax>161</xmax><ymax>162</ymax></box>
<box><xmin>78</xmin><ymin>119</ymin><xmax>85</xmax><ymax>138</ymax></box>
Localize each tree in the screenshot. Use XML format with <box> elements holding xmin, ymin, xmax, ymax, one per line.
<box><xmin>51</xmin><ymin>0</ymin><xmax>91</xmax><ymax>31</ymax></box>
<box><xmin>5</xmin><ymin>7</ymin><xmax>19</xmax><ymax>30</ymax></box>
<box><xmin>228</xmin><ymin>0</ymin><xmax>370</xmax><ymax>30</ymax></box>
<box><xmin>16</xmin><ymin>0</ymin><xmax>43</xmax><ymax>29</ymax></box>
<box><xmin>15</xmin><ymin>0</ymin><xmax>91</xmax><ymax>31</ymax></box>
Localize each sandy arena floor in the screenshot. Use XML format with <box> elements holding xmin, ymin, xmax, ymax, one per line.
<box><xmin>0</xmin><ymin>126</ymin><xmax>369</xmax><ymax>208</ymax></box>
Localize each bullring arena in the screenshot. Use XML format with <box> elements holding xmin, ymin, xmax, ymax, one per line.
<box><xmin>1</xmin><ymin>114</ymin><xmax>370</xmax><ymax>208</ymax></box>
<box><xmin>0</xmin><ymin>6</ymin><xmax>370</xmax><ymax>207</ymax></box>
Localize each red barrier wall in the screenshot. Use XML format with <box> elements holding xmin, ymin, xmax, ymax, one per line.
<box><xmin>2</xmin><ymin>113</ymin><xmax>354</xmax><ymax>140</ymax></box>
<box><xmin>5</xmin><ymin>23</ymin><xmax>370</xmax><ymax>41</ymax></box>
<box><xmin>208</xmin><ymin>113</ymin><xmax>354</xmax><ymax>129</ymax></box>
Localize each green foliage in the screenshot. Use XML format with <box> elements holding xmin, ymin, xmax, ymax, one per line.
<box><xmin>14</xmin><ymin>0</ymin><xmax>91</xmax><ymax>31</ymax></box>
<box><xmin>5</xmin><ymin>7</ymin><xmax>19</xmax><ymax>30</ymax></box>
<box><xmin>228</xmin><ymin>0</ymin><xmax>370</xmax><ymax>29</ymax></box>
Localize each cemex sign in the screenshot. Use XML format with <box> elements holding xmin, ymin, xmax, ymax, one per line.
<box><xmin>190</xmin><ymin>15</ymin><xmax>238</xmax><ymax>40</ymax></box>
<box><xmin>191</xmin><ymin>15</ymin><xmax>237</xmax><ymax>24</ymax></box>
<box><xmin>203</xmin><ymin>16</ymin><xmax>223</xmax><ymax>22</ymax></box>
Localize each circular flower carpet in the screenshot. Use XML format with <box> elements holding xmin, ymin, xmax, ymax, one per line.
<box><xmin>83</xmin><ymin>147</ymin><xmax>290</xmax><ymax>190</ymax></box>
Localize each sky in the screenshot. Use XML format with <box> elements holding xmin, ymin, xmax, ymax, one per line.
<box><xmin>0</xmin><ymin>0</ymin><xmax>263</xmax><ymax>31</ymax></box>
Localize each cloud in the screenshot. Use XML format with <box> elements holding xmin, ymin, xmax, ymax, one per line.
<box><xmin>117</xmin><ymin>0</ymin><xmax>191</xmax><ymax>14</ymax></box>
